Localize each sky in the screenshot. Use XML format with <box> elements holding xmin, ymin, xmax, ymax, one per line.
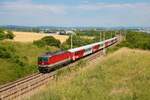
<box><xmin>0</xmin><ymin>0</ymin><xmax>150</xmax><ymax>27</ymax></box>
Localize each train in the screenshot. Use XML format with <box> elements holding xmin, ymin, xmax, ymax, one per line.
<box><xmin>38</xmin><ymin>36</ymin><xmax>118</xmax><ymax>73</ymax></box>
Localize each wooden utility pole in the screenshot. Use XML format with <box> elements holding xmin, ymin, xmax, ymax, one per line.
<box><xmin>111</xmin><ymin>31</ymin><xmax>112</xmax><ymax>38</ymax></box>
<box><xmin>103</xmin><ymin>31</ymin><xmax>106</xmax><ymax>55</ymax></box>
<box><xmin>103</xmin><ymin>31</ymin><xmax>105</xmax><ymax>41</ymax></box>
<box><xmin>100</xmin><ymin>32</ymin><xmax>101</xmax><ymax>42</ymax></box>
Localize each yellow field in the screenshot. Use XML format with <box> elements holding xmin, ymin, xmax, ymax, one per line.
<box><xmin>12</xmin><ymin>31</ymin><xmax>69</xmax><ymax>43</ymax></box>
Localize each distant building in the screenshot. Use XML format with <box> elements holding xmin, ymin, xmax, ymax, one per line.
<box><xmin>59</xmin><ymin>31</ymin><xmax>66</xmax><ymax>35</ymax></box>
<box><xmin>41</xmin><ymin>29</ymin><xmax>76</xmax><ymax>35</ymax></box>
<box><xmin>56</xmin><ymin>31</ymin><xmax>60</xmax><ymax>34</ymax></box>
<box><xmin>59</xmin><ymin>30</ymin><xmax>76</xmax><ymax>35</ymax></box>
<box><xmin>65</xmin><ymin>31</ymin><xmax>76</xmax><ymax>35</ymax></box>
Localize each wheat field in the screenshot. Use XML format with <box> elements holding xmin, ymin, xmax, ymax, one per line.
<box><xmin>12</xmin><ymin>31</ymin><xmax>69</xmax><ymax>43</ymax></box>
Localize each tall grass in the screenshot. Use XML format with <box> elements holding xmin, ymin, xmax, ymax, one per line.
<box><xmin>26</xmin><ymin>48</ymin><xmax>150</xmax><ymax>100</ymax></box>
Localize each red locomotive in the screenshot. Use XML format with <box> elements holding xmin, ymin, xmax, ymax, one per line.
<box><xmin>38</xmin><ymin>37</ymin><xmax>118</xmax><ymax>73</ymax></box>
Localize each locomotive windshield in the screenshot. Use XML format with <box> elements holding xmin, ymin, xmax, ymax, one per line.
<box><xmin>38</xmin><ymin>57</ymin><xmax>48</xmax><ymax>62</ymax></box>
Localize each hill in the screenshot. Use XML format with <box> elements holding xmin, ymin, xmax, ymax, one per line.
<box><xmin>26</xmin><ymin>48</ymin><xmax>150</xmax><ymax>100</ymax></box>
<box><xmin>12</xmin><ymin>31</ymin><xmax>68</xmax><ymax>43</ymax></box>
<box><xmin>0</xmin><ymin>41</ymin><xmax>58</xmax><ymax>85</ymax></box>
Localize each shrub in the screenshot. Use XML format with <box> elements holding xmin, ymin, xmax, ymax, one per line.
<box><xmin>41</xmin><ymin>36</ymin><xmax>61</xmax><ymax>47</ymax></box>
<box><xmin>60</xmin><ymin>42</ymin><xmax>70</xmax><ymax>50</ymax></box>
<box><xmin>34</xmin><ymin>36</ymin><xmax>61</xmax><ymax>48</ymax></box>
<box><xmin>5</xmin><ymin>30</ymin><xmax>15</xmax><ymax>39</ymax></box>
<box><xmin>0</xmin><ymin>46</ymin><xmax>13</xmax><ymax>58</ymax></box>
<box><xmin>0</xmin><ymin>29</ymin><xmax>15</xmax><ymax>40</ymax></box>
<box><xmin>12</xmin><ymin>55</ymin><xmax>27</xmax><ymax>66</ymax></box>
<box><xmin>33</xmin><ymin>40</ymin><xmax>45</xmax><ymax>47</ymax></box>
<box><xmin>0</xmin><ymin>30</ymin><xmax>5</xmax><ymax>40</ymax></box>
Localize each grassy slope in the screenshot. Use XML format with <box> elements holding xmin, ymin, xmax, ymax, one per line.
<box><xmin>26</xmin><ymin>48</ymin><xmax>150</xmax><ymax>100</ymax></box>
<box><xmin>0</xmin><ymin>41</ymin><xmax>58</xmax><ymax>85</ymax></box>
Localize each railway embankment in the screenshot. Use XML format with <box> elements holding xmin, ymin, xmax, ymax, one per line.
<box><xmin>0</xmin><ymin>41</ymin><xmax>58</xmax><ymax>85</ymax></box>
<box><xmin>25</xmin><ymin>48</ymin><xmax>150</xmax><ymax>100</ymax></box>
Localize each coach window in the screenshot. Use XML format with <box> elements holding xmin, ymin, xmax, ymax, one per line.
<box><xmin>99</xmin><ymin>44</ymin><xmax>102</xmax><ymax>47</ymax></box>
<box><xmin>85</xmin><ymin>48</ymin><xmax>91</xmax><ymax>52</ymax></box>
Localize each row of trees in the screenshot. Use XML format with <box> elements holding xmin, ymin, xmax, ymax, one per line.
<box><xmin>120</xmin><ymin>31</ymin><xmax>150</xmax><ymax>50</ymax></box>
<box><xmin>1</xmin><ymin>29</ymin><xmax>149</xmax><ymax>59</ymax></box>
<box><xmin>33</xmin><ymin>30</ymin><xmax>117</xmax><ymax>50</ymax></box>
<box><xmin>33</xmin><ymin>30</ymin><xmax>150</xmax><ymax>51</ymax></box>
<box><xmin>76</xmin><ymin>30</ymin><xmax>117</xmax><ymax>37</ymax></box>
<box><xmin>33</xmin><ymin>35</ymin><xmax>93</xmax><ymax>50</ymax></box>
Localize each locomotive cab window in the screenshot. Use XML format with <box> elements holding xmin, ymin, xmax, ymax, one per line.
<box><xmin>38</xmin><ymin>57</ymin><xmax>48</xmax><ymax>62</ymax></box>
<box><xmin>75</xmin><ymin>51</ymin><xmax>80</xmax><ymax>55</ymax></box>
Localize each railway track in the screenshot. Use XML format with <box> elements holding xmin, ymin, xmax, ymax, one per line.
<box><xmin>0</xmin><ymin>38</ymin><xmax>120</xmax><ymax>100</ymax></box>
<box><xmin>0</xmin><ymin>72</ymin><xmax>54</xmax><ymax>100</ymax></box>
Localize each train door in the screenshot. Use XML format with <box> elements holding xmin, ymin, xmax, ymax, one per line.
<box><xmin>99</xmin><ymin>43</ymin><xmax>104</xmax><ymax>50</ymax></box>
<box><xmin>84</xmin><ymin>48</ymin><xmax>92</xmax><ymax>56</ymax></box>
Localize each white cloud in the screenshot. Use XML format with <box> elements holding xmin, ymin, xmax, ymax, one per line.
<box><xmin>0</xmin><ymin>0</ymin><xmax>67</xmax><ymax>14</ymax></box>
<box><xmin>0</xmin><ymin>1</ymin><xmax>150</xmax><ymax>26</ymax></box>
<box><xmin>81</xmin><ymin>0</ymin><xmax>90</xmax><ymax>4</ymax></box>
<box><xmin>77</xmin><ymin>3</ymin><xmax>150</xmax><ymax>11</ymax></box>
<box><xmin>1</xmin><ymin>1</ymin><xmax>150</xmax><ymax>14</ymax></box>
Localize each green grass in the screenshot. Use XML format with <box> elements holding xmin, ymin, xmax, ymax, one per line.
<box><xmin>0</xmin><ymin>41</ymin><xmax>58</xmax><ymax>85</ymax></box>
<box><xmin>26</xmin><ymin>48</ymin><xmax>150</xmax><ymax>100</ymax></box>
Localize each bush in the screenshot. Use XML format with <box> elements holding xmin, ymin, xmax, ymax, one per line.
<box><xmin>33</xmin><ymin>40</ymin><xmax>45</xmax><ymax>47</ymax></box>
<box><xmin>42</xmin><ymin>36</ymin><xmax>61</xmax><ymax>47</ymax></box>
<box><xmin>5</xmin><ymin>30</ymin><xmax>15</xmax><ymax>39</ymax></box>
<box><xmin>0</xmin><ymin>30</ymin><xmax>5</xmax><ymax>40</ymax></box>
<box><xmin>0</xmin><ymin>47</ymin><xmax>11</xmax><ymax>58</ymax></box>
<box><xmin>34</xmin><ymin>36</ymin><xmax>61</xmax><ymax>48</ymax></box>
<box><xmin>0</xmin><ymin>29</ymin><xmax>15</xmax><ymax>40</ymax></box>
<box><xmin>12</xmin><ymin>55</ymin><xmax>28</xmax><ymax>66</ymax></box>
<box><xmin>60</xmin><ymin>42</ymin><xmax>70</xmax><ymax>50</ymax></box>
<box><xmin>0</xmin><ymin>45</ymin><xmax>14</xmax><ymax>58</ymax></box>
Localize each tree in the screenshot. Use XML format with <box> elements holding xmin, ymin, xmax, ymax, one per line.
<box><xmin>34</xmin><ymin>36</ymin><xmax>61</xmax><ymax>48</ymax></box>
<box><xmin>120</xmin><ymin>31</ymin><xmax>150</xmax><ymax>50</ymax></box>
<box><xmin>32</xmin><ymin>28</ymin><xmax>40</xmax><ymax>33</ymax></box>
<box><xmin>64</xmin><ymin>35</ymin><xmax>93</xmax><ymax>49</ymax></box>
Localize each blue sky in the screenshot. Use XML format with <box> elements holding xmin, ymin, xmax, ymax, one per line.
<box><xmin>0</xmin><ymin>0</ymin><xmax>150</xmax><ymax>27</ymax></box>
